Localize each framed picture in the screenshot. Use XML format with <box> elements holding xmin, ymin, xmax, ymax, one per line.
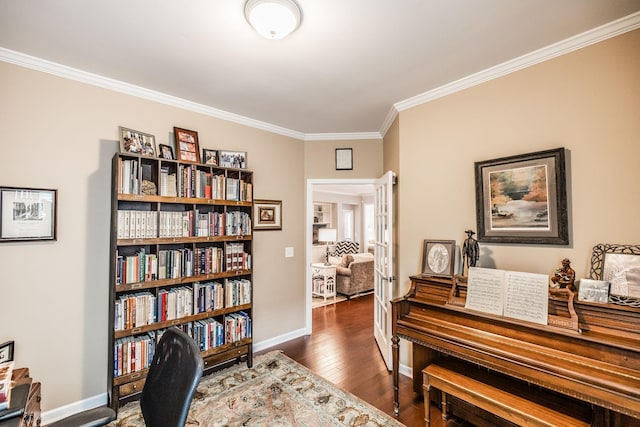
<box><xmin>578</xmin><ymin>279</ymin><xmax>610</xmax><ymax>303</ymax></box>
<box><xmin>474</xmin><ymin>147</ymin><xmax>568</xmax><ymax>245</ymax></box>
<box><xmin>335</xmin><ymin>148</ymin><xmax>353</xmax><ymax>170</ymax></box>
<box><xmin>202</xmin><ymin>149</ymin><xmax>218</xmax><ymax>166</ymax></box>
<box><xmin>173</xmin><ymin>127</ymin><xmax>200</xmax><ymax>163</ymax></box>
<box><xmin>0</xmin><ymin>187</ymin><xmax>57</xmax><ymax>242</ymax></box>
<box><xmin>0</xmin><ymin>341</ymin><xmax>14</xmax><ymax>363</ymax></box>
<box><xmin>421</xmin><ymin>239</ymin><xmax>456</xmax><ymax>278</ymax></box>
<box><xmin>589</xmin><ymin>243</ymin><xmax>640</xmax><ymax>306</ymax></box>
<box><xmin>119</xmin><ymin>126</ymin><xmax>156</xmax><ymax>157</ymax></box>
<box><xmin>219</xmin><ymin>150</ymin><xmax>247</xmax><ymax>169</ymax></box>
<box><xmin>253</xmin><ymin>199</ymin><xmax>282</xmax><ymax>231</ymax></box>
<box><xmin>158</xmin><ymin>144</ymin><xmax>174</xmax><ymax>160</ymax></box>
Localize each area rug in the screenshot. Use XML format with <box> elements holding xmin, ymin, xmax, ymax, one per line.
<box><xmin>108</xmin><ymin>351</ymin><xmax>404</xmax><ymax>427</ymax></box>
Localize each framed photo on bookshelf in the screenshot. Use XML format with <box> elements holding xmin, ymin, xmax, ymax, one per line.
<box><xmin>174</xmin><ymin>127</ymin><xmax>200</xmax><ymax>163</ymax></box>
<box><xmin>219</xmin><ymin>150</ymin><xmax>247</xmax><ymax>169</ymax></box>
<box><xmin>158</xmin><ymin>144</ymin><xmax>174</xmax><ymax>160</ymax></box>
<box><xmin>254</xmin><ymin>199</ymin><xmax>282</xmax><ymax>231</ymax></box>
<box><xmin>0</xmin><ymin>187</ymin><xmax>57</xmax><ymax>242</ymax></box>
<box><xmin>202</xmin><ymin>149</ymin><xmax>218</xmax><ymax>165</ymax></box>
<box><xmin>0</xmin><ymin>341</ymin><xmax>14</xmax><ymax>363</ymax></box>
<box><xmin>119</xmin><ymin>126</ymin><xmax>156</xmax><ymax>157</ymax></box>
<box><xmin>421</xmin><ymin>239</ymin><xmax>456</xmax><ymax>278</ymax></box>
<box><xmin>474</xmin><ymin>147</ymin><xmax>568</xmax><ymax>245</ymax></box>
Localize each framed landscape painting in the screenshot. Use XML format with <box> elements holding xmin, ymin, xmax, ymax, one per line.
<box><xmin>474</xmin><ymin>147</ymin><xmax>568</xmax><ymax>245</ymax></box>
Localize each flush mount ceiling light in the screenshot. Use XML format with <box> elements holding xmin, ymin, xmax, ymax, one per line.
<box><xmin>245</xmin><ymin>0</ymin><xmax>302</xmax><ymax>40</ymax></box>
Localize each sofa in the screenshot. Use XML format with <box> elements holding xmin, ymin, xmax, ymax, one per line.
<box><xmin>329</xmin><ymin>252</ymin><xmax>374</xmax><ymax>298</ymax></box>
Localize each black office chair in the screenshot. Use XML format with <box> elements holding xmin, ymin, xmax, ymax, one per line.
<box><xmin>49</xmin><ymin>327</ymin><xmax>204</xmax><ymax>427</ymax></box>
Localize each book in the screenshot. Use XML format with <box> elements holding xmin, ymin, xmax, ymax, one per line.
<box><xmin>465</xmin><ymin>267</ymin><xmax>549</xmax><ymax>325</ymax></box>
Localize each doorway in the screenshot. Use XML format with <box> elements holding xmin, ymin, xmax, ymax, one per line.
<box><xmin>304</xmin><ymin>178</ymin><xmax>377</xmax><ymax>334</ymax></box>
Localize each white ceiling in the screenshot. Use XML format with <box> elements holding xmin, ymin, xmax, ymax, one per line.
<box><xmin>1</xmin><ymin>1</ymin><xmax>639</xmax><ymax>139</ymax></box>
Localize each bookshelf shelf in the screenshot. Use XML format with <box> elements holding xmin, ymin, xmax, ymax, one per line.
<box><xmin>108</xmin><ymin>152</ymin><xmax>254</xmax><ymax>411</ymax></box>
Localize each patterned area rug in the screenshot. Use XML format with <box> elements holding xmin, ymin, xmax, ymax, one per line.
<box><xmin>109</xmin><ymin>351</ymin><xmax>404</xmax><ymax>426</ymax></box>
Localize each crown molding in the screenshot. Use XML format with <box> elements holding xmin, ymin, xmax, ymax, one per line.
<box><xmin>305</xmin><ymin>132</ymin><xmax>381</xmax><ymax>142</ymax></box>
<box><xmin>390</xmin><ymin>11</ymin><xmax>640</xmax><ymax>120</ymax></box>
<box><xmin>3</xmin><ymin>11</ymin><xmax>638</xmax><ymax>142</ymax></box>
<box><xmin>0</xmin><ymin>46</ymin><xmax>307</xmax><ymax>141</ymax></box>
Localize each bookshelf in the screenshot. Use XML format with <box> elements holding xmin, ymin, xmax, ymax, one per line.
<box><xmin>108</xmin><ymin>153</ymin><xmax>254</xmax><ymax>411</ymax></box>
<box><xmin>312</xmin><ymin>202</ymin><xmax>332</xmax><ymax>244</ymax></box>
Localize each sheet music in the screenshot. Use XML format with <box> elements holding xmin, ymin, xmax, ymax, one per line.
<box><xmin>504</xmin><ymin>271</ymin><xmax>549</xmax><ymax>325</ymax></box>
<box><xmin>465</xmin><ymin>267</ymin><xmax>549</xmax><ymax>324</ymax></box>
<box><xmin>465</xmin><ymin>267</ymin><xmax>505</xmax><ymax>315</ymax></box>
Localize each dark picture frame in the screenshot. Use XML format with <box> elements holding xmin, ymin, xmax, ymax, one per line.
<box><xmin>253</xmin><ymin>199</ymin><xmax>282</xmax><ymax>231</ymax></box>
<box><xmin>218</xmin><ymin>150</ymin><xmax>247</xmax><ymax>169</ymax></box>
<box><xmin>158</xmin><ymin>144</ymin><xmax>174</xmax><ymax>160</ymax></box>
<box><xmin>589</xmin><ymin>243</ymin><xmax>640</xmax><ymax>306</ymax></box>
<box><xmin>0</xmin><ymin>341</ymin><xmax>14</xmax><ymax>363</ymax></box>
<box><xmin>202</xmin><ymin>149</ymin><xmax>218</xmax><ymax>166</ymax></box>
<box><xmin>0</xmin><ymin>187</ymin><xmax>57</xmax><ymax>242</ymax></box>
<box><xmin>173</xmin><ymin>127</ymin><xmax>200</xmax><ymax>163</ymax></box>
<box><xmin>421</xmin><ymin>239</ymin><xmax>456</xmax><ymax>278</ymax></box>
<box><xmin>474</xmin><ymin>147</ymin><xmax>568</xmax><ymax>245</ymax></box>
<box><xmin>119</xmin><ymin>126</ymin><xmax>156</xmax><ymax>157</ymax></box>
<box><xmin>335</xmin><ymin>148</ymin><xmax>353</xmax><ymax>170</ymax></box>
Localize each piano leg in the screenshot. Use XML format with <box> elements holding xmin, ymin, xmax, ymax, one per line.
<box><xmin>392</xmin><ymin>334</ymin><xmax>400</xmax><ymax>416</ymax></box>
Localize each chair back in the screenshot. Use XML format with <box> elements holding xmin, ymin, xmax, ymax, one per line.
<box><xmin>140</xmin><ymin>327</ymin><xmax>203</xmax><ymax>427</ymax></box>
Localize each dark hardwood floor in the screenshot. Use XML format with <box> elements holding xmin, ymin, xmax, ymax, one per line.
<box><xmin>258</xmin><ymin>294</ymin><xmax>436</xmax><ymax>427</ymax></box>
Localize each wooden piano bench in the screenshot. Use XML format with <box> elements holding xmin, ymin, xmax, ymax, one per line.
<box><xmin>422</xmin><ymin>359</ymin><xmax>592</xmax><ymax>427</ymax></box>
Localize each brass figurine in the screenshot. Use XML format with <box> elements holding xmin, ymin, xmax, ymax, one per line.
<box><xmin>551</xmin><ymin>257</ymin><xmax>576</xmax><ymax>292</ymax></box>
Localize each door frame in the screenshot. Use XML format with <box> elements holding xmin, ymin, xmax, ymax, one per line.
<box><xmin>305</xmin><ymin>178</ymin><xmax>377</xmax><ymax>334</ymax></box>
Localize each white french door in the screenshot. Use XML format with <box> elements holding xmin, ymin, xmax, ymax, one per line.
<box><xmin>373</xmin><ymin>171</ymin><xmax>395</xmax><ymax>369</ymax></box>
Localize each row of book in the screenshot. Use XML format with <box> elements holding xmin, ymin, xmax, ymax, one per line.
<box><xmin>117</xmin><ymin>209</ymin><xmax>251</xmax><ymax>240</ymax></box>
<box><xmin>114</xmin><ymin>279</ymin><xmax>253</xmax><ymax>331</ymax></box>
<box><xmin>157</xmin><ymin>164</ymin><xmax>253</xmax><ymax>202</ymax></box>
<box><xmin>113</xmin><ymin>313</ymin><xmax>252</xmax><ymax>377</ymax></box>
<box><xmin>120</xmin><ymin>159</ymin><xmax>140</xmax><ymax>195</ymax></box>
<box><xmin>119</xmin><ymin>158</ymin><xmax>253</xmax><ymax>202</ymax></box>
<box><xmin>116</xmin><ymin>243</ymin><xmax>249</xmax><ymax>285</ymax></box>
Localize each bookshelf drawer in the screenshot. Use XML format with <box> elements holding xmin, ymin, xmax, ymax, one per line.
<box><xmin>119</xmin><ymin>378</ymin><xmax>145</xmax><ymax>397</ymax></box>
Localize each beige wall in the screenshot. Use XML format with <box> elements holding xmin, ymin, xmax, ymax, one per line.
<box><xmin>395</xmin><ymin>30</ymin><xmax>640</xmax><ymax>364</ymax></box>
<box><xmin>0</xmin><ymin>61</ymin><xmax>306</xmax><ymax>411</ymax></box>
<box><xmin>304</xmin><ymin>139</ymin><xmax>383</xmax><ymax>179</ymax></box>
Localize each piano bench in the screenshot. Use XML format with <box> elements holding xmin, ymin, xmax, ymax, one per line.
<box><xmin>422</xmin><ymin>359</ymin><xmax>591</xmax><ymax>427</ymax></box>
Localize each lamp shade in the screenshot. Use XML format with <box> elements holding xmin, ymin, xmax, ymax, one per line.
<box><xmin>318</xmin><ymin>228</ymin><xmax>337</xmax><ymax>243</ymax></box>
<box><xmin>245</xmin><ymin>0</ymin><xmax>301</xmax><ymax>40</ymax></box>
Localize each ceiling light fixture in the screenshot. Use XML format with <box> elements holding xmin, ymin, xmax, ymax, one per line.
<box><xmin>245</xmin><ymin>0</ymin><xmax>302</xmax><ymax>40</ymax></box>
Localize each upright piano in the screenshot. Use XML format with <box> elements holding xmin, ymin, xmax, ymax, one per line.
<box><xmin>392</xmin><ymin>275</ymin><xmax>640</xmax><ymax>426</ymax></box>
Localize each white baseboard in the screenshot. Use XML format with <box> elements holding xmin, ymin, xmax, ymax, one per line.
<box><xmin>42</xmin><ymin>393</ymin><xmax>107</xmax><ymax>425</ymax></box>
<box><xmin>399</xmin><ymin>362</ymin><xmax>412</xmax><ymax>379</ymax></box>
<box><xmin>253</xmin><ymin>328</ymin><xmax>308</xmax><ymax>353</ymax></box>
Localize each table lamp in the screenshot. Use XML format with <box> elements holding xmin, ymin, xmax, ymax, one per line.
<box><xmin>318</xmin><ymin>228</ymin><xmax>337</xmax><ymax>266</ymax></box>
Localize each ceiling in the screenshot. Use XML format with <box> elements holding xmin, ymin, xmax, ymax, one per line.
<box><xmin>1</xmin><ymin>1</ymin><xmax>639</xmax><ymax>139</ymax></box>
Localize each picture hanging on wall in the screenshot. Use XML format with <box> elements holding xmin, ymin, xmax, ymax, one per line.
<box><xmin>474</xmin><ymin>147</ymin><xmax>568</xmax><ymax>245</ymax></box>
<box><xmin>0</xmin><ymin>187</ymin><xmax>57</xmax><ymax>242</ymax></box>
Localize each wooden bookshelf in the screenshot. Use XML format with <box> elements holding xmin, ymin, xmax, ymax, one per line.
<box><xmin>107</xmin><ymin>153</ymin><xmax>254</xmax><ymax>411</ymax></box>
